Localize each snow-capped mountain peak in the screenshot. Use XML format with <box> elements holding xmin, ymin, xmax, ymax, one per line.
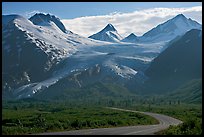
<box><xmin>122</xmin><ymin>33</ymin><xmax>138</xmax><ymax>43</ymax></box>
<box><xmin>102</xmin><ymin>23</ymin><xmax>117</xmax><ymax>32</ymax></box>
<box><xmin>88</xmin><ymin>23</ymin><xmax>122</xmax><ymax>43</ymax></box>
<box><xmin>170</xmin><ymin>13</ymin><xmax>199</xmax><ymax>28</ymax></box>
<box><xmin>174</xmin><ymin>14</ymin><xmax>186</xmax><ymax>19</ymax></box>
<box><xmin>29</xmin><ymin>13</ymin><xmax>67</xmax><ymax>33</ymax></box>
<box><xmin>126</xmin><ymin>33</ymin><xmax>137</xmax><ymax>39</ymax></box>
<box><xmin>140</xmin><ymin>14</ymin><xmax>202</xmax><ymax>43</ymax></box>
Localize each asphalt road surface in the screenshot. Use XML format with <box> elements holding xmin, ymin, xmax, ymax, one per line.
<box><xmin>36</xmin><ymin>107</ymin><xmax>183</xmax><ymax>135</ymax></box>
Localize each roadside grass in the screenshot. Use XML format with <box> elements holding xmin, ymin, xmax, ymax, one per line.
<box><xmin>2</xmin><ymin>101</ymin><xmax>159</xmax><ymax>135</ymax></box>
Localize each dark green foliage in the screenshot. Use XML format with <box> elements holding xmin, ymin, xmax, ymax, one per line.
<box><xmin>158</xmin><ymin>117</ymin><xmax>202</xmax><ymax>135</ymax></box>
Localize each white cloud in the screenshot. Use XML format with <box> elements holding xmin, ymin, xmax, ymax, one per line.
<box><xmin>61</xmin><ymin>6</ymin><xmax>202</xmax><ymax>38</ymax></box>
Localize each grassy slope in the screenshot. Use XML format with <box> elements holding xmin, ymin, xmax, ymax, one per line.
<box><xmin>166</xmin><ymin>79</ymin><xmax>202</xmax><ymax>104</ymax></box>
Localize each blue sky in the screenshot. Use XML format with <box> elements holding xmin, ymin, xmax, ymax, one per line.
<box><xmin>2</xmin><ymin>2</ymin><xmax>202</xmax><ymax>19</ymax></box>
<box><xmin>2</xmin><ymin>2</ymin><xmax>202</xmax><ymax>37</ymax></box>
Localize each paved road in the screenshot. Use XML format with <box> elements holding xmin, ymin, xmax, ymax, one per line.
<box><xmin>37</xmin><ymin>107</ymin><xmax>183</xmax><ymax>135</ymax></box>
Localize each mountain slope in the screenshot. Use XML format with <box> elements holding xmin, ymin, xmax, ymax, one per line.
<box><xmin>2</xmin><ymin>14</ymin><xmax>64</xmax><ymax>97</ymax></box>
<box><xmin>2</xmin><ymin>14</ymin><xmax>106</xmax><ymax>99</ymax></box>
<box><xmin>143</xmin><ymin>29</ymin><xmax>202</xmax><ymax>94</ymax></box>
<box><xmin>88</xmin><ymin>24</ymin><xmax>122</xmax><ymax>43</ymax></box>
<box><xmin>139</xmin><ymin>14</ymin><xmax>202</xmax><ymax>43</ymax></box>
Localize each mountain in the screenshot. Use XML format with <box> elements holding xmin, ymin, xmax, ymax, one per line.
<box><xmin>139</xmin><ymin>14</ymin><xmax>202</xmax><ymax>43</ymax></box>
<box><xmin>122</xmin><ymin>33</ymin><xmax>138</xmax><ymax>43</ymax></box>
<box><xmin>88</xmin><ymin>14</ymin><xmax>201</xmax><ymax>44</ymax></box>
<box><xmin>142</xmin><ymin>29</ymin><xmax>202</xmax><ymax>94</ymax></box>
<box><xmin>2</xmin><ymin>14</ymin><xmax>106</xmax><ymax>99</ymax></box>
<box><xmin>3</xmin><ymin>13</ymin><xmax>202</xmax><ymax>101</ymax></box>
<box><xmin>88</xmin><ymin>23</ymin><xmax>123</xmax><ymax>43</ymax></box>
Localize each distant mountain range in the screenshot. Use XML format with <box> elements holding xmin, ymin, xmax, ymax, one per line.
<box><xmin>88</xmin><ymin>14</ymin><xmax>201</xmax><ymax>43</ymax></box>
<box><xmin>2</xmin><ymin>13</ymin><xmax>202</xmax><ymax>103</ymax></box>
